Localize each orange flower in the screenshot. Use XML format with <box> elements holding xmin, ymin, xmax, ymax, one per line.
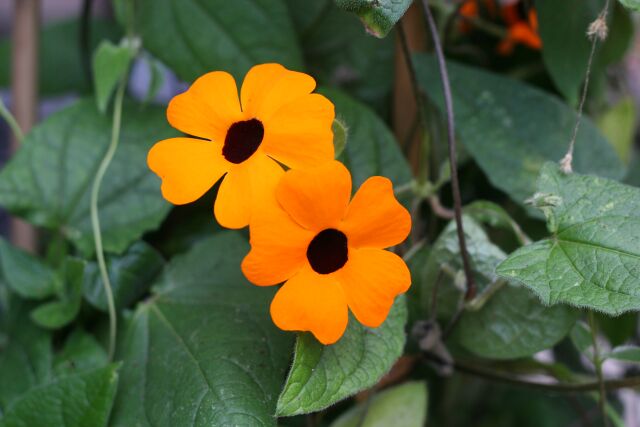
<box><xmin>147</xmin><ymin>64</ymin><xmax>335</xmax><ymax>229</ymax></box>
<box><xmin>497</xmin><ymin>5</ymin><xmax>541</xmax><ymax>55</ymax></box>
<box><xmin>242</xmin><ymin>161</ymin><xmax>412</xmax><ymax>344</ymax></box>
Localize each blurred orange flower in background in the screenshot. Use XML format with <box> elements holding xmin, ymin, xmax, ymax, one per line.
<box><xmin>458</xmin><ymin>0</ymin><xmax>541</xmax><ymax>55</ymax></box>
<box><xmin>147</xmin><ymin>63</ymin><xmax>335</xmax><ymax>229</ymax></box>
<box><xmin>242</xmin><ymin>161</ymin><xmax>412</xmax><ymax>344</ymax></box>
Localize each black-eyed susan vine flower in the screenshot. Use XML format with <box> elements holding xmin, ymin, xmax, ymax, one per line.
<box><xmin>147</xmin><ymin>63</ymin><xmax>335</xmax><ymax>229</ymax></box>
<box><xmin>241</xmin><ymin>161</ymin><xmax>412</xmax><ymax>345</ymax></box>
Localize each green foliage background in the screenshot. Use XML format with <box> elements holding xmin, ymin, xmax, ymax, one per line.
<box><xmin>0</xmin><ymin>0</ymin><xmax>639</xmax><ymax>426</ymax></box>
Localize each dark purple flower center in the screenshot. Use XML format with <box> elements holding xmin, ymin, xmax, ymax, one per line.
<box><xmin>306</xmin><ymin>229</ymin><xmax>348</xmax><ymax>274</ymax></box>
<box><xmin>222</xmin><ymin>119</ymin><xmax>264</xmax><ymax>164</ymax></box>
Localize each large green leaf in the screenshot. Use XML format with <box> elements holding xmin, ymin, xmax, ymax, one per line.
<box><xmin>136</xmin><ymin>0</ymin><xmax>303</xmax><ymax>82</ymax></box>
<box><xmin>286</xmin><ymin>0</ymin><xmax>394</xmax><ymax>114</ymax></box>
<box><xmin>330</xmin><ymin>381</ymin><xmax>428</xmax><ymax>427</ymax></box>
<box><xmin>276</xmin><ymin>297</ymin><xmax>407</xmax><ymax>416</ymax></box>
<box><xmin>413</xmin><ymin>55</ymin><xmax>623</xmax><ymax>211</ymax></box>
<box><xmin>0</xmin><ymin>300</ymin><xmax>52</xmax><ymax>413</ymax></box>
<box><xmin>334</xmin><ymin>0</ymin><xmax>412</xmax><ymax>37</ymax></box>
<box><xmin>111</xmin><ymin>232</ymin><xmax>293</xmax><ymax>427</ymax></box>
<box><xmin>83</xmin><ymin>241</ymin><xmax>164</xmax><ymax>311</ymax></box>
<box><xmin>497</xmin><ymin>163</ymin><xmax>640</xmax><ymax>315</ymax></box>
<box><xmin>0</xmin><ymin>365</ymin><xmax>119</xmax><ymax>427</ymax></box>
<box><xmin>0</xmin><ymin>238</ymin><xmax>56</xmax><ymax>299</ymax></box>
<box><xmin>423</xmin><ymin>217</ymin><xmax>576</xmax><ymax>358</ymax></box>
<box><xmin>0</xmin><ymin>19</ymin><xmax>120</xmax><ymax>95</ymax></box>
<box><xmin>0</xmin><ymin>99</ymin><xmax>176</xmax><ymax>257</ymax></box>
<box><xmin>537</xmin><ymin>0</ymin><xmax>604</xmax><ymax>105</ymax></box>
<box><xmin>321</xmin><ymin>88</ymin><xmax>412</xmax><ymax>188</ymax></box>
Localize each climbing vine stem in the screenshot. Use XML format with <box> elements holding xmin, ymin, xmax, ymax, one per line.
<box><xmin>89</xmin><ymin>75</ymin><xmax>128</xmax><ymax>361</ymax></box>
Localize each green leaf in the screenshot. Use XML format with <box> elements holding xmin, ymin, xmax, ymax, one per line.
<box><xmin>497</xmin><ymin>163</ymin><xmax>640</xmax><ymax>315</ymax></box>
<box><xmin>606</xmin><ymin>345</ymin><xmax>640</xmax><ymax>363</ymax></box>
<box><xmin>53</xmin><ymin>329</ymin><xmax>108</xmax><ymax>376</ymax></box>
<box><xmin>0</xmin><ymin>19</ymin><xmax>120</xmax><ymax>96</ymax></box>
<box><xmin>537</xmin><ymin>0</ymin><xmax>604</xmax><ymax>105</ymax></box>
<box><xmin>422</xmin><ymin>217</ymin><xmax>505</xmax><ymax>321</ymax></box>
<box><xmin>0</xmin><ymin>299</ymin><xmax>52</xmax><ymax>412</ymax></box>
<box><xmin>329</xmin><ymin>381</ymin><xmax>428</xmax><ymax>427</ymax></box>
<box><xmin>30</xmin><ymin>258</ymin><xmax>84</xmax><ymax>330</ymax></box>
<box><xmin>425</xmin><ymin>217</ymin><xmax>577</xmax><ymax>359</ymax></box>
<box><xmin>93</xmin><ymin>40</ymin><xmax>135</xmax><ymax>113</ymax></box>
<box><xmin>333</xmin><ymin>118</ymin><xmax>348</xmax><ymax>158</ymax></box>
<box><xmin>276</xmin><ymin>297</ymin><xmax>407</xmax><ymax>416</ymax></box>
<box><xmin>618</xmin><ymin>0</ymin><xmax>640</xmax><ymax>10</ymax></box>
<box><xmin>83</xmin><ymin>241</ymin><xmax>164</xmax><ymax>311</ymax></box>
<box><xmin>0</xmin><ymin>238</ymin><xmax>56</xmax><ymax>299</ymax></box>
<box><xmin>413</xmin><ymin>55</ymin><xmax>624</xmax><ymax>211</ymax></box>
<box><xmin>111</xmin><ymin>232</ymin><xmax>293</xmax><ymax>427</ymax></box>
<box><xmin>456</xmin><ymin>283</ymin><xmax>579</xmax><ymax>360</ymax></box>
<box><xmin>286</xmin><ymin>0</ymin><xmax>394</xmax><ymax>113</ymax></box>
<box><xmin>135</xmin><ymin>0</ymin><xmax>303</xmax><ymax>82</ymax></box>
<box><xmin>463</xmin><ymin>200</ymin><xmax>530</xmax><ymax>245</ymax></box>
<box><xmin>321</xmin><ymin>87</ymin><xmax>412</xmax><ymax>188</ymax></box>
<box><xmin>334</xmin><ymin>0</ymin><xmax>412</xmax><ymax>37</ymax></box>
<box><xmin>597</xmin><ymin>98</ymin><xmax>637</xmax><ymax>164</ymax></box>
<box><xmin>570</xmin><ymin>321</ymin><xmax>593</xmax><ymax>353</ymax></box>
<box><xmin>0</xmin><ymin>365</ymin><xmax>119</xmax><ymax>427</ymax></box>
<box><xmin>0</xmin><ymin>99</ymin><xmax>176</xmax><ymax>257</ymax></box>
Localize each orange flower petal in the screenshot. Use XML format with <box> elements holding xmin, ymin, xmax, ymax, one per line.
<box><xmin>339</xmin><ymin>248</ymin><xmax>411</xmax><ymax>328</ymax></box>
<box><xmin>261</xmin><ymin>93</ymin><xmax>334</xmax><ymax>169</ymax></box>
<box><xmin>242</xmin><ymin>207</ymin><xmax>314</xmax><ymax>286</ymax></box>
<box><xmin>214</xmin><ymin>152</ymin><xmax>284</xmax><ymax>229</ymax></box>
<box><xmin>147</xmin><ymin>137</ymin><xmax>229</xmax><ymax>205</ymax></box>
<box><xmin>340</xmin><ymin>176</ymin><xmax>411</xmax><ymax>249</ymax></box>
<box><xmin>276</xmin><ymin>160</ymin><xmax>351</xmax><ymax>231</ymax></box>
<box><xmin>270</xmin><ymin>266</ymin><xmax>348</xmax><ymax>345</ymax></box>
<box><xmin>240</xmin><ymin>63</ymin><xmax>316</xmax><ymax>121</ymax></box>
<box><xmin>167</xmin><ymin>71</ymin><xmax>243</xmax><ymax>141</ymax></box>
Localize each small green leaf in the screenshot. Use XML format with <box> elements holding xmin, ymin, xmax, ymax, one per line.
<box><xmin>497</xmin><ymin>163</ymin><xmax>640</xmax><ymax>315</ymax></box>
<box><xmin>322</xmin><ymin>88</ymin><xmax>412</xmax><ymax>188</ymax></box>
<box><xmin>83</xmin><ymin>241</ymin><xmax>164</xmax><ymax>311</ymax></box>
<box><xmin>30</xmin><ymin>258</ymin><xmax>84</xmax><ymax>330</ymax></box>
<box><xmin>0</xmin><ymin>365</ymin><xmax>119</xmax><ymax>427</ymax></box>
<box><xmin>111</xmin><ymin>232</ymin><xmax>293</xmax><ymax>427</ymax></box>
<box><xmin>329</xmin><ymin>381</ymin><xmax>428</xmax><ymax>427</ymax></box>
<box><xmin>0</xmin><ymin>238</ymin><xmax>56</xmax><ymax>299</ymax></box>
<box><xmin>0</xmin><ymin>99</ymin><xmax>176</xmax><ymax>257</ymax></box>
<box><xmin>276</xmin><ymin>297</ymin><xmax>407</xmax><ymax>417</ymax></box>
<box><xmin>93</xmin><ymin>40</ymin><xmax>135</xmax><ymax>113</ymax></box>
<box><xmin>414</xmin><ymin>55</ymin><xmax>623</xmax><ymax>213</ymax></box>
<box><xmin>463</xmin><ymin>200</ymin><xmax>530</xmax><ymax>245</ymax></box>
<box><xmin>334</xmin><ymin>0</ymin><xmax>412</xmax><ymax>37</ymax></box>
<box><xmin>606</xmin><ymin>345</ymin><xmax>640</xmax><ymax>363</ymax></box>
<box><xmin>618</xmin><ymin>0</ymin><xmax>640</xmax><ymax>10</ymax></box>
<box><xmin>333</xmin><ymin>118</ymin><xmax>348</xmax><ymax>158</ymax></box>
<box><xmin>570</xmin><ymin>321</ymin><xmax>593</xmax><ymax>353</ymax></box>
<box><xmin>135</xmin><ymin>0</ymin><xmax>303</xmax><ymax>82</ymax></box>
<box><xmin>53</xmin><ymin>329</ymin><xmax>108</xmax><ymax>376</ymax></box>
<box><xmin>427</xmin><ymin>217</ymin><xmax>577</xmax><ymax>359</ymax></box>
<box><xmin>456</xmin><ymin>283</ymin><xmax>579</xmax><ymax>360</ymax></box>
<box><xmin>597</xmin><ymin>98</ymin><xmax>637</xmax><ymax>164</ymax></box>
